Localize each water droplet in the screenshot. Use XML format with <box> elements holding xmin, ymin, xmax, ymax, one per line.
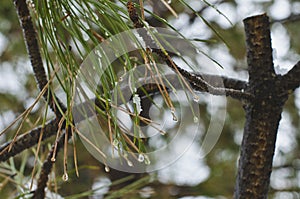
<box><xmin>95</xmin><ymin>50</ymin><xmax>102</xmax><ymax>58</ymax></box>
<box><xmin>113</xmin><ymin>139</ymin><xmax>119</xmax><ymax>147</ymax></box>
<box><xmin>62</xmin><ymin>173</ymin><xmax>69</xmax><ymax>181</ymax></box>
<box><xmin>167</xmin><ymin>0</ymin><xmax>172</xmax><ymax>4</ymax></box>
<box><xmin>105</xmin><ymin>165</ymin><xmax>110</xmax><ymax>172</ymax></box>
<box><xmin>127</xmin><ymin>160</ymin><xmax>133</xmax><ymax>167</ymax></box>
<box><xmin>170</xmin><ymin>108</ymin><xmax>178</xmax><ymax>122</ymax></box>
<box><xmin>51</xmin><ymin>157</ymin><xmax>56</xmax><ymax>162</ymax></box>
<box><xmin>193</xmin><ymin>116</ymin><xmax>199</xmax><ymax>123</ymax></box>
<box><xmin>138</xmin><ymin>154</ymin><xmax>145</xmax><ymax>162</ymax></box>
<box><xmin>93</xmin><ymin>13</ymin><xmax>99</xmax><ymax>20</ymax></box>
<box><xmin>144</xmin><ymin>155</ymin><xmax>151</xmax><ymax>165</ymax></box>
<box><xmin>193</xmin><ymin>95</ymin><xmax>200</xmax><ymax>102</ymax></box>
<box><xmin>119</xmin><ymin>76</ymin><xmax>123</xmax><ymax>82</ymax></box>
<box><xmin>105</xmin><ymin>32</ymin><xmax>109</xmax><ymax>36</ymax></box>
<box><xmin>81</xmin><ymin>30</ymin><xmax>89</xmax><ymax>41</ymax></box>
<box><xmin>172</xmin><ymin>115</ymin><xmax>178</xmax><ymax>122</ymax></box>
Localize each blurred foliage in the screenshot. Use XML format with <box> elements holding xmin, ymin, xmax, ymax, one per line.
<box><xmin>0</xmin><ymin>0</ymin><xmax>300</xmax><ymax>198</ymax></box>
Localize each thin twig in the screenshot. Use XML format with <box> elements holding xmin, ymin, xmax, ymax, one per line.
<box><xmin>272</xmin><ymin>14</ymin><xmax>300</xmax><ymax>24</ymax></box>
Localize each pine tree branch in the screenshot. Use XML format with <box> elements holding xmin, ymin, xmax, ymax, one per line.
<box><xmin>189</xmin><ymin>73</ymin><xmax>252</xmax><ymax>100</ymax></box>
<box><xmin>0</xmin><ymin>119</ymin><xmax>59</xmax><ymax>162</ymax></box>
<box><xmin>126</xmin><ymin>2</ymin><xmax>253</xmax><ymax>102</ymax></box>
<box><xmin>13</xmin><ymin>0</ymin><xmax>66</xmax><ymax>117</ymax></box>
<box><xmin>281</xmin><ymin>61</ymin><xmax>300</xmax><ymax>91</ymax></box>
<box><xmin>0</xmin><ymin>72</ymin><xmax>248</xmax><ymax>162</ymax></box>
<box><xmin>196</xmin><ymin>74</ymin><xmax>248</xmax><ymax>90</ymax></box>
<box><xmin>1</xmin><ymin>1</ymin><xmax>250</xmax><ymax>162</ymax></box>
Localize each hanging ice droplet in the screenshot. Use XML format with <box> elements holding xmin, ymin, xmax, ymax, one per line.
<box><xmin>113</xmin><ymin>139</ymin><xmax>119</xmax><ymax>147</ymax></box>
<box><xmin>138</xmin><ymin>154</ymin><xmax>145</xmax><ymax>162</ymax></box>
<box><xmin>193</xmin><ymin>95</ymin><xmax>200</xmax><ymax>102</ymax></box>
<box><xmin>172</xmin><ymin>115</ymin><xmax>178</xmax><ymax>122</ymax></box>
<box><xmin>62</xmin><ymin>173</ymin><xmax>69</xmax><ymax>182</ymax></box>
<box><xmin>160</xmin><ymin>130</ymin><xmax>166</xmax><ymax>135</ymax></box>
<box><xmin>105</xmin><ymin>165</ymin><xmax>110</xmax><ymax>172</ymax></box>
<box><xmin>170</xmin><ymin>107</ymin><xmax>178</xmax><ymax>122</ymax></box>
<box><xmin>193</xmin><ymin>116</ymin><xmax>199</xmax><ymax>123</ymax></box>
<box><xmin>144</xmin><ymin>155</ymin><xmax>151</xmax><ymax>165</ymax></box>
<box><xmin>127</xmin><ymin>160</ymin><xmax>133</xmax><ymax>167</ymax></box>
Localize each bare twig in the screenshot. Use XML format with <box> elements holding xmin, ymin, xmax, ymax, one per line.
<box><xmin>272</xmin><ymin>14</ymin><xmax>300</xmax><ymax>24</ymax></box>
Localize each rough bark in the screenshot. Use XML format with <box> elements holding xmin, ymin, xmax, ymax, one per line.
<box><xmin>234</xmin><ymin>14</ymin><xmax>290</xmax><ymax>198</ymax></box>
<box><xmin>0</xmin><ymin>119</ymin><xmax>58</xmax><ymax>162</ymax></box>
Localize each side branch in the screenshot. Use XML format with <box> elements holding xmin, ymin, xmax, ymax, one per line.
<box><xmin>191</xmin><ymin>74</ymin><xmax>251</xmax><ymax>100</ymax></box>
<box><xmin>0</xmin><ymin>119</ymin><xmax>58</xmax><ymax>162</ymax></box>
<box><xmin>0</xmin><ymin>73</ymin><xmax>248</xmax><ymax>162</ymax></box>
<box><xmin>198</xmin><ymin>74</ymin><xmax>248</xmax><ymax>90</ymax></box>
<box><xmin>127</xmin><ymin>2</ymin><xmax>252</xmax><ymax>101</ymax></box>
<box><xmin>281</xmin><ymin>61</ymin><xmax>300</xmax><ymax>91</ymax></box>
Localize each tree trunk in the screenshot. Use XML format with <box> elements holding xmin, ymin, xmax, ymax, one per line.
<box><xmin>234</xmin><ymin>14</ymin><xmax>289</xmax><ymax>199</ymax></box>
